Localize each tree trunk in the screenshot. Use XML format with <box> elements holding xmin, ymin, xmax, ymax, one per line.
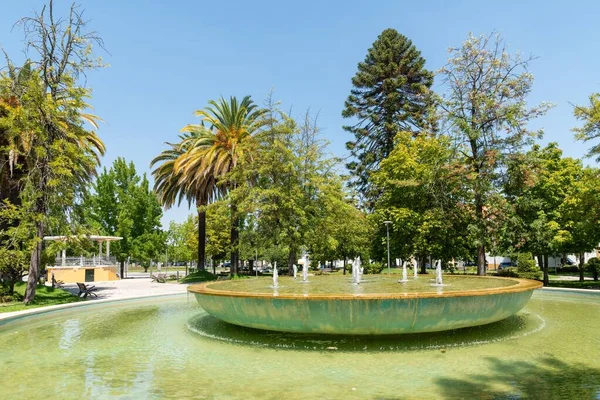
<box><xmin>120</xmin><ymin>260</ymin><xmax>125</xmax><ymax>279</ymax></box>
<box><xmin>542</xmin><ymin>254</ymin><xmax>549</xmax><ymax>286</ymax></box>
<box><xmin>197</xmin><ymin>199</ymin><xmax>207</xmax><ymax>271</ymax></box>
<box><xmin>24</xmin><ymin>220</ymin><xmax>44</xmax><ymax>304</ymax></box>
<box><xmin>343</xmin><ymin>258</ymin><xmax>347</xmax><ymax>275</ymax></box>
<box><xmin>420</xmin><ymin>255</ymin><xmax>427</xmax><ymax>275</ymax></box>
<box><xmin>287</xmin><ymin>249</ymin><xmax>296</xmax><ymax>276</ymax></box>
<box><xmin>579</xmin><ymin>253</ymin><xmax>585</xmax><ymax>282</ymax></box>
<box><xmin>230</xmin><ymin>204</ymin><xmax>239</xmax><ymax>277</ymax></box>
<box><xmin>476</xmin><ymin>243</ymin><xmax>486</xmax><ymax>276</ymax></box>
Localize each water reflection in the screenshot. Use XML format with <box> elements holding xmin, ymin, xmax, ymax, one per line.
<box><xmin>187</xmin><ymin>311</ymin><xmax>545</xmax><ymax>352</ymax></box>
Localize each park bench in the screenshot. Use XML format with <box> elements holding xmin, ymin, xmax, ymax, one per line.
<box><xmin>51</xmin><ymin>275</ymin><xmax>64</xmax><ymax>289</ymax></box>
<box><xmin>151</xmin><ymin>274</ymin><xmax>167</xmax><ymax>283</ymax></box>
<box><xmin>76</xmin><ymin>282</ymin><xmax>97</xmax><ymax>298</ymax></box>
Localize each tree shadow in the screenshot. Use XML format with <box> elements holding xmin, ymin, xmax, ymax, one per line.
<box><xmin>435</xmin><ymin>356</ymin><xmax>600</xmax><ymax>399</ymax></box>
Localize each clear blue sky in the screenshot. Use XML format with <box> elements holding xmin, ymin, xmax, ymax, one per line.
<box><xmin>1</xmin><ymin>0</ymin><xmax>599</xmax><ymax>226</ymax></box>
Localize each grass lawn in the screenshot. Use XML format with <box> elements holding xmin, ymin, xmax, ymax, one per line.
<box><xmin>546</xmin><ymin>280</ymin><xmax>600</xmax><ymax>290</ymax></box>
<box><xmin>0</xmin><ymin>282</ymin><xmax>81</xmax><ymax>314</ymax></box>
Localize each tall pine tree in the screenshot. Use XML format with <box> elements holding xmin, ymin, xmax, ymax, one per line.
<box><xmin>342</xmin><ymin>29</ymin><xmax>434</xmax><ymax>204</ymax></box>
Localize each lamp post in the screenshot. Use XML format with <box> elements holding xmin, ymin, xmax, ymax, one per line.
<box><xmin>384</xmin><ymin>220</ymin><xmax>392</xmax><ymax>275</ymax></box>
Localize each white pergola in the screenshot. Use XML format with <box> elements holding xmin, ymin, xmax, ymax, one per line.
<box><xmin>43</xmin><ymin>235</ymin><xmax>123</xmax><ymax>261</ymax></box>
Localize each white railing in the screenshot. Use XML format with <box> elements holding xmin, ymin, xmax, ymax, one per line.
<box><xmin>49</xmin><ymin>256</ymin><xmax>118</xmax><ymax>267</ymax></box>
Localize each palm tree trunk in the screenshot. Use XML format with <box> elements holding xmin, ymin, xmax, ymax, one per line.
<box><xmin>197</xmin><ymin>206</ymin><xmax>206</xmax><ymax>271</ymax></box>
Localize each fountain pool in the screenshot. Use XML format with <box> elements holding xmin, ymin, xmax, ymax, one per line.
<box><xmin>0</xmin><ymin>289</ymin><xmax>599</xmax><ymax>398</ymax></box>
<box><xmin>190</xmin><ymin>275</ymin><xmax>541</xmax><ymax>334</ymax></box>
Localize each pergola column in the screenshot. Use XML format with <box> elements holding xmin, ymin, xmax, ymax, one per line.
<box><xmin>61</xmin><ymin>249</ymin><xmax>66</xmax><ymax>266</ymax></box>
<box><xmin>106</xmin><ymin>241</ymin><xmax>110</xmax><ymax>258</ymax></box>
<box><xmin>98</xmin><ymin>241</ymin><xmax>103</xmax><ymax>258</ymax></box>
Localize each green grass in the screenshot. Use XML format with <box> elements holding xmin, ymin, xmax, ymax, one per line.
<box><xmin>546</xmin><ymin>280</ymin><xmax>600</xmax><ymax>290</ymax></box>
<box><xmin>0</xmin><ymin>282</ymin><xmax>81</xmax><ymax>314</ymax></box>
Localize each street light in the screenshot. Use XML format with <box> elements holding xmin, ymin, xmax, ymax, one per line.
<box><xmin>384</xmin><ymin>220</ymin><xmax>392</xmax><ymax>275</ymax></box>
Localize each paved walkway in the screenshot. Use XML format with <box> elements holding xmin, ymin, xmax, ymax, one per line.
<box><xmin>0</xmin><ymin>277</ymin><xmax>189</xmax><ymax>321</ymax></box>
<box><xmin>60</xmin><ymin>277</ymin><xmax>189</xmax><ymax>300</ymax></box>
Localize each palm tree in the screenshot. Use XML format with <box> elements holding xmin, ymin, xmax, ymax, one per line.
<box><xmin>151</xmin><ymin>132</ymin><xmax>219</xmax><ymax>271</ymax></box>
<box><xmin>177</xmin><ymin>96</ymin><xmax>267</xmax><ymax>275</ymax></box>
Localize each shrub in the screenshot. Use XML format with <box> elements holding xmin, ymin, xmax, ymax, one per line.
<box><xmin>558</xmin><ymin>265</ymin><xmax>580</xmax><ymax>273</ymax></box>
<box><xmin>515</xmin><ymin>253</ymin><xmax>542</xmax><ymax>280</ymax></box>
<box><xmin>496</xmin><ymin>267</ymin><xmax>519</xmax><ymax>278</ymax></box>
<box><xmin>585</xmin><ymin>257</ymin><xmax>600</xmax><ymax>281</ymax></box>
<box><xmin>363</xmin><ymin>261</ymin><xmax>384</xmax><ymax>274</ymax></box>
<box><xmin>179</xmin><ymin>270</ymin><xmax>217</xmax><ymax>284</ymax></box>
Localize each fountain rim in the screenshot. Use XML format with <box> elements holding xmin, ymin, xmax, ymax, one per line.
<box><xmin>188</xmin><ymin>276</ymin><xmax>542</xmax><ymax>300</ymax></box>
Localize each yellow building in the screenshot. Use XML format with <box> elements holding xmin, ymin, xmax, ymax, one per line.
<box><xmin>44</xmin><ymin>235</ymin><xmax>122</xmax><ymax>283</ymax></box>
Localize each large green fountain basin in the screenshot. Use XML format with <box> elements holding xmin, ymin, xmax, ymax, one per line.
<box><xmin>189</xmin><ymin>276</ymin><xmax>542</xmax><ymax>335</ymax></box>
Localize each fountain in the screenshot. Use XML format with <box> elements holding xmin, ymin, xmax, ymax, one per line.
<box><xmin>190</xmin><ymin>269</ymin><xmax>542</xmax><ymax>335</ymax></box>
<box><xmin>352</xmin><ymin>257</ymin><xmax>362</xmax><ymax>284</ymax></box>
<box><xmin>292</xmin><ymin>264</ymin><xmax>297</xmax><ymax>279</ymax></box>
<box><xmin>398</xmin><ymin>260</ymin><xmax>408</xmax><ymax>283</ymax></box>
<box><xmin>272</xmin><ymin>262</ymin><xmax>279</xmax><ymax>288</ymax></box>
<box><xmin>302</xmin><ymin>258</ymin><xmax>309</xmax><ymax>283</ymax></box>
<box><xmin>433</xmin><ymin>260</ymin><xmax>444</xmax><ymax>286</ymax></box>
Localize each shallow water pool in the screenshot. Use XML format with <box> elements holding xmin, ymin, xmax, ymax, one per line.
<box><xmin>0</xmin><ymin>289</ymin><xmax>599</xmax><ymax>399</ymax></box>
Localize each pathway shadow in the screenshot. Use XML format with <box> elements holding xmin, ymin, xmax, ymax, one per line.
<box><xmin>435</xmin><ymin>356</ymin><xmax>600</xmax><ymax>399</ymax></box>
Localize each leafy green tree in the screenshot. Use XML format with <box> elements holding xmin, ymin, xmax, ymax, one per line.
<box><xmin>0</xmin><ymin>202</ymin><xmax>32</xmax><ymax>294</ymax></box>
<box><xmin>573</xmin><ymin>93</ymin><xmax>600</xmax><ymax>161</ymax></box>
<box><xmin>84</xmin><ymin>158</ymin><xmax>163</xmax><ymax>276</ymax></box>
<box><xmin>503</xmin><ymin>144</ymin><xmax>582</xmax><ymax>284</ymax></box>
<box><xmin>372</xmin><ymin>132</ymin><xmax>473</xmax><ymax>272</ymax></box>
<box><xmin>438</xmin><ymin>32</ymin><xmax>552</xmax><ymax>275</ymax></box>
<box><xmin>343</xmin><ymin>28</ymin><xmax>434</xmax><ymax>204</ymax></box>
<box><xmin>167</xmin><ymin>219</ymin><xmax>195</xmax><ymax>267</ymax></box>
<box><xmin>554</xmin><ymin>167</ymin><xmax>600</xmax><ymax>281</ymax></box>
<box><xmin>1</xmin><ymin>0</ymin><xmax>107</xmax><ymax>304</ymax></box>
<box><xmin>204</xmin><ymin>201</ymin><xmax>231</xmax><ymax>270</ymax></box>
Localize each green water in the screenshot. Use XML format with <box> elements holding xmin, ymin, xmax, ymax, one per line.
<box><xmin>1</xmin><ymin>290</ymin><xmax>599</xmax><ymax>399</ymax></box>
<box><xmin>208</xmin><ymin>275</ymin><xmax>517</xmax><ymax>295</ymax></box>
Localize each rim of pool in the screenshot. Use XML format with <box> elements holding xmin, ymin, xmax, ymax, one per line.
<box><xmin>188</xmin><ymin>275</ymin><xmax>543</xmax><ymax>299</ymax></box>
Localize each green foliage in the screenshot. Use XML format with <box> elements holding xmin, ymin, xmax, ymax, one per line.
<box><xmin>372</xmin><ymin>132</ymin><xmax>473</xmax><ymax>264</ymax></box>
<box><xmin>0</xmin><ymin>282</ymin><xmax>80</xmax><ymax>313</ymax></box>
<box><xmin>363</xmin><ymin>261</ymin><xmax>384</xmax><ymax>275</ymax></box>
<box><xmin>205</xmin><ymin>201</ymin><xmax>231</xmax><ymax>262</ymax></box>
<box><xmin>83</xmin><ymin>158</ymin><xmax>163</xmax><ymax>266</ymax></box>
<box><xmin>167</xmin><ymin>218</ymin><xmax>195</xmax><ymax>263</ymax></box>
<box><xmin>496</xmin><ymin>267</ymin><xmax>519</xmax><ymax>278</ymax></box>
<box><xmin>585</xmin><ymin>257</ymin><xmax>600</xmax><ymax>280</ymax></box>
<box><xmin>516</xmin><ymin>253</ymin><xmax>537</xmax><ymax>272</ymax></box>
<box><xmin>343</xmin><ymin>28</ymin><xmax>434</xmax><ymax>202</ymax></box>
<box><xmin>573</xmin><ymin>93</ymin><xmax>600</xmax><ymax>161</ymax></box>
<box><xmin>439</xmin><ymin>32</ymin><xmax>553</xmax><ymax>274</ymax></box>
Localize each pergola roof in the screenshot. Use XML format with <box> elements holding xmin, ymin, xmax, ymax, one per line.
<box><xmin>43</xmin><ymin>235</ymin><xmax>123</xmax><ymax>242</ymax></box>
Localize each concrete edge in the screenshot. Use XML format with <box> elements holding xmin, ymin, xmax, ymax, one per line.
<box><xmin>540</xmin><ymin>286</ymin><xmax>600</xmax><ymax>294</ymax></box>
<box><xmin>0</xmin><ymin>292</ymin><xmax>189</xmax><ymax>324</ymax></box>
<box><xmin>1</xmin><ymin>285</ymin><xmax>596</xmax><ymax>325</ymax></box>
